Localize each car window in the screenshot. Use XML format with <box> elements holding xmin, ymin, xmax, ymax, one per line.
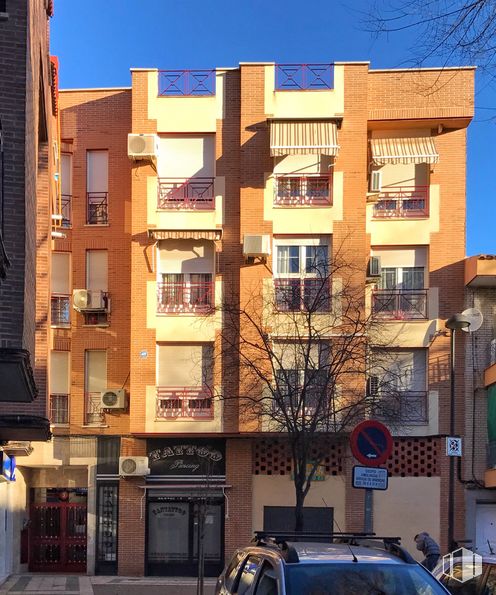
<box><xmin>225</xmin><ymin>551</ymin><xmax>245</xmax><ymax>591</ymax></box>
<box><xmin>483</xmin><ymin>564</ymin><xmax>496</xmax><ymax>594</ymax></box>
<box><xmin>235</xmin><ymin>555</ymin><xmax>261</xmax><ymax>595</ymax></box>
<box><xmin>444</xmin><ymin>562</ymin><xmax>480</xmax><ymax>594</ymax></box>
<box><xmin>254</xmin><ymin>562</ymin><xmax>278</xmax><ymax>595</ymax></box>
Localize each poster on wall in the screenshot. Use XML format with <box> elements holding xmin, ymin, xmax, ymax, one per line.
<box><xmin>147</xmin><ymin>438</ymin><xmax>226</xmax><ymax>477</ymax></box>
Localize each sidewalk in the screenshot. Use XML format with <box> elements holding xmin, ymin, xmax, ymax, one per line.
<box><xmin>0</xmin><ymin>575</ymin><xmax>216</xmax><ymax>595</ymax></box>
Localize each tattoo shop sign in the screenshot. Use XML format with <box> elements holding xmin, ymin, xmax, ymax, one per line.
<box><xmin>147</xmin><ymin>439</ymin><xmax>226</xmax><ymax>476</ymax></box>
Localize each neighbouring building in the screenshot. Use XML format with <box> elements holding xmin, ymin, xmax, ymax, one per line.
<box><xmin>22</xmin><ymin>60</ymin><xmax>475</xmax><ymax>577</ymax></box>
<box><xmin>0</xmin><ymin>0</ymin><xmax>56</xmax><ymax>582</ymax></box>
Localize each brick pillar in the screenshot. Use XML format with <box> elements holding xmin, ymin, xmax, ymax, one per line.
<box><xmin>225</xmin><ymin>439</ymin><xmax>253</xmax><ymax>558</ymax></box>
<box><xmin>118</xmin><ymin>437</ymin><xmax>146</xmax><ymax>576</ymax></box>
<box><xmin>344</xmin><ymin>447</ymin><xmax>365</xmax><ymax>532</ymax></box>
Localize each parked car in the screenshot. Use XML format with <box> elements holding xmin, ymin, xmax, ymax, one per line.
<box><xmin>216</xmin><ymin>532</ymin><xmax>451</xmax><ymax>594</ymax></box>
<box><xmin>433</xmin><ymin>554</ymin><xmax>496</xmax><ymax>594</ymax></box>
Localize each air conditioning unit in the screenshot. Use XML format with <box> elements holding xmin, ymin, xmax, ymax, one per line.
<box><xmin>490</xmin><ymin>338</ymin><xmax>496</xmax><ymax>366</ymax></box>
<box><xmin>369</xmin><ymin>170</ymin><xmax>382</xmax><ymax>193</ymax></box>
<box><xmin>119</xmin><ymin>456</ymin><xmax>150</xmax><ymax>477</ymax></box>
<box><xmin>127</xmin><ymin>134</ymin><xmax>158</xmax><ymax>160</ymax></box>
<box><xmin>100</xmin><ymin>389</ymin><xmax>126</xmax><ymax>410</ymax></box>
<box><xmin>367</xmin><ymin>256</ymin><xmax>382</xmax><ymax>280</ymax></box>
<box><xmin>72</xmin><ymin>289</ymin><xmax>108</xmax><ymax>312</ymax></box>
<box><xmin>243</xmin><ymin>234</ymin><xmax>271</xmax><ymax>259</ymax></box>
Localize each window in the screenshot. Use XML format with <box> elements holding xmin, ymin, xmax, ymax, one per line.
<box><xmin>379</xmin><ymin>267</ymin><xmax>424</xmax><ymax>290</ymax></box>
<box><xmin>60</xmin><ymin>153</ymin><xmax>72</xmax><ymax>227</ymax></box>
<box><xmin>263</xmin><ymin>506</ymin><xmax>333</xmax><ymax>534</ymax></box>
<box><xmin>86</xmin><ymin>150</ymin><xmax>108</xmax><ymax>224</ymax></box>
<box><xmin>85</xmin><ymin>350</ymin><xmax>107</xmax><ymax>425</ymax></box>
<box><xmin>236</xmin><ymin>556</ymin><xmax>262</xmax><ymax>595</ymax></box>
<box><xmin>51</xmin><ymin>252</ymin><xmax>71</xmax><ymax>327</ymax></box>
<box><xmin>85</xmin><ymin>250</ymin><xmax>109</xmax><ymax>325</ymax></box>
<box><xmin>254</xmin><ymin>562</ymin><xmax>278</xmax><ymax>595</ymax></box>
<box><xmin>50</xmin><ymin>351</ymin><xmax>69</xmax><ymax>425</ymax></box>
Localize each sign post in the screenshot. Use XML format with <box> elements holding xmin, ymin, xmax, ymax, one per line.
<box><xmin>350</xmin><ymin>420</ymin><xmax>393</xmax><ymax>534</ymax></box>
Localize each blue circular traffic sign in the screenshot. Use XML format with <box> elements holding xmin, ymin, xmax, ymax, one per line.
<box><xmin>350</xmin><ymin>420</ymin><xmax>393</xmax><ymax>467</ymax></box>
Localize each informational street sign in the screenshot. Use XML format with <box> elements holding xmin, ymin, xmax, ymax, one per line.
<box><xmin>352</xmin><ymin>466</ymin><xmax>388</xmax><ymax>491</ymax></box>
<box><xmin>1</xmin><ymin>453</ymin><xmax>16</xmax><ymax>482</ymax></box>
<box><xmin>350</xmin><ymin>420</ymin><xmax>393</xmax><ymax>467</ymax></box>
<box><xmin>446</xmin><ymin>437</ymin><xmax>462</xmax><ymax>457</ymax></box>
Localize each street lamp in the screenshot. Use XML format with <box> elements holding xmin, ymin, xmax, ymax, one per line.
<box><xmin>445</xmin><ymin>313</ymin><xmax>470</xmax><ymax>552</ymax></box>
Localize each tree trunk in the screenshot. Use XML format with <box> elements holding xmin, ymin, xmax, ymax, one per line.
<box><xmin>294</xmin><ymin>487</ymin><xmax>306</xmax><ymax>532</ymax></box>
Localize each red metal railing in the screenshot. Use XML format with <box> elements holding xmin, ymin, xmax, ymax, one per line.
<box><xmin>372</xmin><ymin>186</ymin><xmax>429</xmax><ymax>219</ymax></box>
<box><xmin>84</xmin><ymin>392</ymin><xmax>104</xmax><ymax>425</ymax></box>
<box><xmin>274</xmin><ymin>278</ymin><xmax>331</xmax><ymax>312</ymax></box>
<box><xmin>50</xmin><ymin>394</ymin><xmax>69</xmax><ymax>425</ymax></box>
<box><xmin>51</xmin><ymin>294</ymin><xmax>70</xmax><ymax>327</ymax></box>
<box><xmin>61</xmin><ymin>194</ymin><xmax>72</xmax><ymax>227</ymax></box>
<box><xmin>274</xmin><ymin>175</ymin><xmax>332</xmax><ymax>206</ymax></box>
<box><xmin>157</xmin><ymin>177</ymin><xmax>215</xmax><ymax>210</ymax></box>
<box><xmin>157</xmin><ymin>280</ymin><xmax>214</xmax><ymax>314</ymax></box>
<box><xmin>158</xmin><ymin>70</ymin><xmax>216</xmax><ymax>96</ymax></box>
<box><xmin>372</xmin><ymin>289</ymin><xmax>428</xmax><ymax>320</ymax></box>
<box><xmin>86</xmin><ymin>192</ymin><xmax>108</xmax><ymax>224</ymax></box>
<box><xmin>275</xmin><ymin>64</ymin><xmax>334</xmax><ymax>91</ymax></box>
<box><xmin>156</xmin><ymin>387</ymin><xmax>214</xmax><ymax>419</ymax></box>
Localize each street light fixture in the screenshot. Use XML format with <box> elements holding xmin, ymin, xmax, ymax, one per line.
<box><xmin>445</xmin><ymin>313</ymin><xmax>470</xmax><ymax>552</ymax></box>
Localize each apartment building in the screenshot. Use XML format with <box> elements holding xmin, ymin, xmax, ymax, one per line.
<box><xmin>23</xmin><ymin>61</ymin><xmax>474</xmax><ymax>577</ymax></box>
<box><xmin>0</xmin><ymin>0</ymin><xmax>56</xmax><ymax>582</ymax></box>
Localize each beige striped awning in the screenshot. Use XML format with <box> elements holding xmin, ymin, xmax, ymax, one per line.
<box><xmin>370</xmin><ymin>137</ymin><xmax>439</xmax><ymax>166</ymax></box>
<box><xmin>148</xmin><ymin>229</ymin><xmax>222</xmax><ymax>241</ymax></box>
<box><xmin>270</xmin><ymin>120</ymin><xmax>340</xmax><ymax>157</ymax></box>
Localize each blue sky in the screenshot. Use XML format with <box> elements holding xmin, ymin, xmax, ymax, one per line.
<box><xmin>52</xmin><ymin>0</ymin><xmax>496</xmax><ymax>256</ymax></box>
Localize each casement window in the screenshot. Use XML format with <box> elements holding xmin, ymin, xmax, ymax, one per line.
<box><xmin>86</xmin><ymin>150</ymin><xmax>109</xmax><ymax>224</ymax></box>
<box><xmin>51</xmin><ymin>252</ymin><xmax>71</xmax><ymax>327</ymax></box>
<box><xmin>60</xmin><ymin>153</ymin><xmax>72</xmax><ymax>227</ymax></box>
<box><xmin>50</xmin><ymin>351</ymin><xmax>70</xmax><ymax>425</ymax></box>
<box><xmin>84</xmin><ymin>350</ymin><xmax>107</xmax><ymax>425</ymax></box>
<box><xmin>379</xmin><ymin>266</ymin><xmax>425</xmax><ymax>290</ymax></box>
<box><xmin>86</xmin><ymin>250</ymin><xmax>108</xmax><ymax>292</ymax></box>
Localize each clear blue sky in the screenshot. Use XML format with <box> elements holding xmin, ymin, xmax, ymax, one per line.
<box><xmin>51</xmin><ymin>0</ymin><xmax>496</xmax><ymax>256</ymax></box>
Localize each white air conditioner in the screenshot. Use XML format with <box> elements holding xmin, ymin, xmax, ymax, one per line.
<box><xmin>243</xmin><ymin>234</ymin><xmax>271</xmax><ymax>259</ymax></box>
<box><xmin>127</xmin><ymin>134</ymin><xmax>158</xmax><ymax>160</ymax></box>
<box><xmin>72</xmin><ymin>289</ymin><xmax>108</xmax><ymax>312</ymax></box>
<box><xmin>119</xmin><ymin>456</ymin><xmax>150</xmax><ymax>477</ymax></box>
<box><xmin>369</xmin><ymin>170</ymin><xmax>382</xmax><ymax>193</ymax></box>
<box><xmin>100</xmin><ymin>389</ymin><xmax>126</xmax><ymax>410</ymax></box>
<box><xmin>367</xmin><ymin>256</ymin><xmax>382</xmax><ymax>279</ymax></box>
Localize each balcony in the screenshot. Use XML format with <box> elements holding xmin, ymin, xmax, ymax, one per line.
<box><xmin>157</xmin><ymin>279</ymin><xmax>214</xmax><ymax>314</ymax></box>
<box><xmin>372</xmin><ymin>289</ymin><xmax>428</xmax><ymax>320</ymax></box>
<box><xmin>372</xmin><ymin>186</ymin><xmax>429</xmax><ymax>219</ymax></box>
<box><xmin>156</xmin><ymin>387</ymin><xmax>213</xmax><ymax>419</ymax></box>
<box><xmin>371</xmin><ymin>391</ymin><xmax>428</xmax><ymax>424</ymax></box>
<box><xmin>158</xmin><ymin>70</ymin><xmax>215</xmax><ymax>96</ymax></box>
<box><xmin>274</xmin><ymin>176</ymin><xmax>332</xmax><ymax>207</ymax></box>
<box><xmin>84</xmin><ymin>392</ymin><xmax>104</xmax><ymax>425</ymax></box>
<box><xmin>274</xmin><ymin>278</ymin><xmax>331</xmax><ymax>312</ymax></box>
<box><xmin>87</xmin><ymin>192</ymin><xmax>108</xmax><ymax>225</ymax></box>
<box><xmin>275</xmin><ymin>64</ymin><xmax>334</xmax><ymax>91</ymax></box>
<box><xmin>50</xmin><ymin>394</ymin><xmax>69</xmax><ymax>425</ymax></box>
<box><xmin>157</xmin><ymin>178</ymin><xmax>215</xmax><ymax>210</ymax></box>
<box><xmin>61</xmin><ymin>194</ymin><xmax>72</xmax><ymax>227</ymax></box>
<box><xmin>51</xmin><ymin>294</ymin><xmax>70</xmax><ymax>327</ymax></box>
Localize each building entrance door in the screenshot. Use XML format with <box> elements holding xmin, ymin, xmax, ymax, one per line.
<box><xmin>476</xmin><ymin>503</ymin><xmax>496</xmax><ymax>554</ymax></box>
<box><xmin>147</xmin><ymin>496</ymin><xmax>224</xmax><ymax>576</ymax></box>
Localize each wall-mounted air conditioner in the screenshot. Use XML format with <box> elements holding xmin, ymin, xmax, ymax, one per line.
<box><xmin>367</xmin><ymin>256</ymin><xmax>382</xmax><ymax>280</ymax></box>
<box><xmin>243</xmin><ymin>234</ymin><xmax>271</xmax><ymax>261</ymax></box>
<box><xmin>100</xmin><ymin>389</ymin><xmax>126</xmax><ymax>410</ymax></box>
<box><xmin>119</xmin><ymin>456</ymin><xmax>150</xmax><ymax>477</ymax></box>
<box><xmin>369</xmin><ymin>170</ymin><xmax>382</xmax><ymax>193</ymax></box>
<box><xmin>127</xmin><ymin>134</ymin><xmax>158</xmax><ymax>160</ymax></box>
<box><xmin>72</xmin><ymin>289</ymin><xmax>109</xmax><ymax>312</ymax></box>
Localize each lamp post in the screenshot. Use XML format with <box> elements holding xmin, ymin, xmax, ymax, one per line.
<box><xmin>445</xmin><ymin>313</ymin><xmax>470</xmax><ymax>552</ymax></box>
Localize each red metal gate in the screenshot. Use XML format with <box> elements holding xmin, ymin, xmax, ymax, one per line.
<box><xmin>29</xmin><ymin>503</ymin><xmax>87</xmax><ymax>572</ymax></box>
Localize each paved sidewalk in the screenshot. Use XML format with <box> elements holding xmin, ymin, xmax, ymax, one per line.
<box><xmin>0</xmin><ymin>575</ymin><xmax>216</xmax><ymax>595</ymax></box>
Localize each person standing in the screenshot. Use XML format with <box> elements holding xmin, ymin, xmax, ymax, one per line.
<box><xmin>415</xmin><ymin>532</ymin><xmax>441</xmax><ymax>571</ymax></box>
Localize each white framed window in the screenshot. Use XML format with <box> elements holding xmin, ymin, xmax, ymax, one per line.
<box><xmin>84</xmin><ymin>350</ymin><xmax>107</xmax><ymax>425</ymax></box>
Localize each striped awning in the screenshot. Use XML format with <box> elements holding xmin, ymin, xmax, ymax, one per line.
<box><xmin>370</xmin><ymin>137</ymin><xmax>439</xmax><ymax>165</ymax></box>
<box><xmin>270</xmin><ymin>120</ymin><xmax>340</xmax><ymax>157</ymax></box>
<box><xmin>148</xmin><ymin>229</ymin><xmax>222</xmax><ymax>241</ymax></box>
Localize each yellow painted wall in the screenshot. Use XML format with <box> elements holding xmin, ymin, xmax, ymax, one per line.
<box><xmin>374</xmin><ymin>477</ymin><xmax>441</xmax><ymax>561</ymax></box>
<box><xmin>252</xmin><ymin>475</ymin><xmax>346</xmax><ymax>533</ymax></box>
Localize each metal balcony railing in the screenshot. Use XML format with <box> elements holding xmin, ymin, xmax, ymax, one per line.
<box><xmin>51</xmin><ymin>294</ymin><xmax>70</xmax><ymax>327</ymax></box>
<box><xmin>157</xmin><ymin>177</ymin><xmax>215</xmax><ymax>210</ymax></box>
<box><xmin>372</xmin><ymin>186</ymin><xmax>429</xmax><ymax>219</ymax></box>
<box><xmin>61</xmin><ymin>194</ymin><xmax>72</xmax><ymax>227</ymax></box>
<box><xmin>158</xmin><ymin>70</ymin><xmax>216</xmax><ymax>96</ymax></box>
<box><xmin>87</xmin><ymin>192</ymin><xmax>108</xmax><ymax>225</ymax></box>
<box><xmin>84</xmin><ymin>392</ymin><xmax>105</xmax><ymax>425</ymax></box>
<box><xmin>274</xmin><ymin>278</ymin><xmax>331</xmax><ymax>312</ymax></box>
<box><xmin>50</xmin><ymin>394</ymin><xmax>69</xmax><ymax>425</ymax></box>
<box><xmin>370</xmin><ymin>391</ymin><xmax>428</xmax><ymax>424</ymax></box>
<box><xmin>274</xmin><ymin>176</ymin><xmax>332</xmax><ymax>206</ymax></box>
<box><xmin>156</xmin><ymin>387</ymin><xmax>213</xmax><ymax>419</ymax></box>
<box><xmin>372</xmin><ymin>289</ymin><xmax>428</xmax><ymax>320</ymax></box>
<box><xmin>275</xmin><ymin>64</ymin><xmax>334</xmax><ymax>91</ymax></box>
<box><xmin>488</xmin><ymin>441</ymin><xmax>496</xmax><ymax>469</ymax></box>
<box><xmin>157</xmin><ymin>280</ymin><xmax>214</xmax><ymax>314</ymax></box>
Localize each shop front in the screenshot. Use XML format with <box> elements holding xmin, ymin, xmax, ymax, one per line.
<box><xmin>145</xmin><ymin>438</ymin><xmax>226</xmax><ymax>577</ymax></box>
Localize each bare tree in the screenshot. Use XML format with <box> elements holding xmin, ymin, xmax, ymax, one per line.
<box><xmin>365</xmin><ymin>0</ymin><xmax>496</xmax><ymax>75</ymax></box>
<box><xmin>217</xmin><ymin>248</ymin><xmax>417</xmax><ymax>532</ymax></box>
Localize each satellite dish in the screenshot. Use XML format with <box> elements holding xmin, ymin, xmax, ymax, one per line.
<box><xmin>461</xmin><ymin>308</ymin><xmax>483</xmax><ymax>333</ymax></box>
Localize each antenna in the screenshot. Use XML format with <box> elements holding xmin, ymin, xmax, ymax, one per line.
<box><xmin>461</xmin><ymin>308</ymin><xmax>483</xmax><ymax>333</ymax></box>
